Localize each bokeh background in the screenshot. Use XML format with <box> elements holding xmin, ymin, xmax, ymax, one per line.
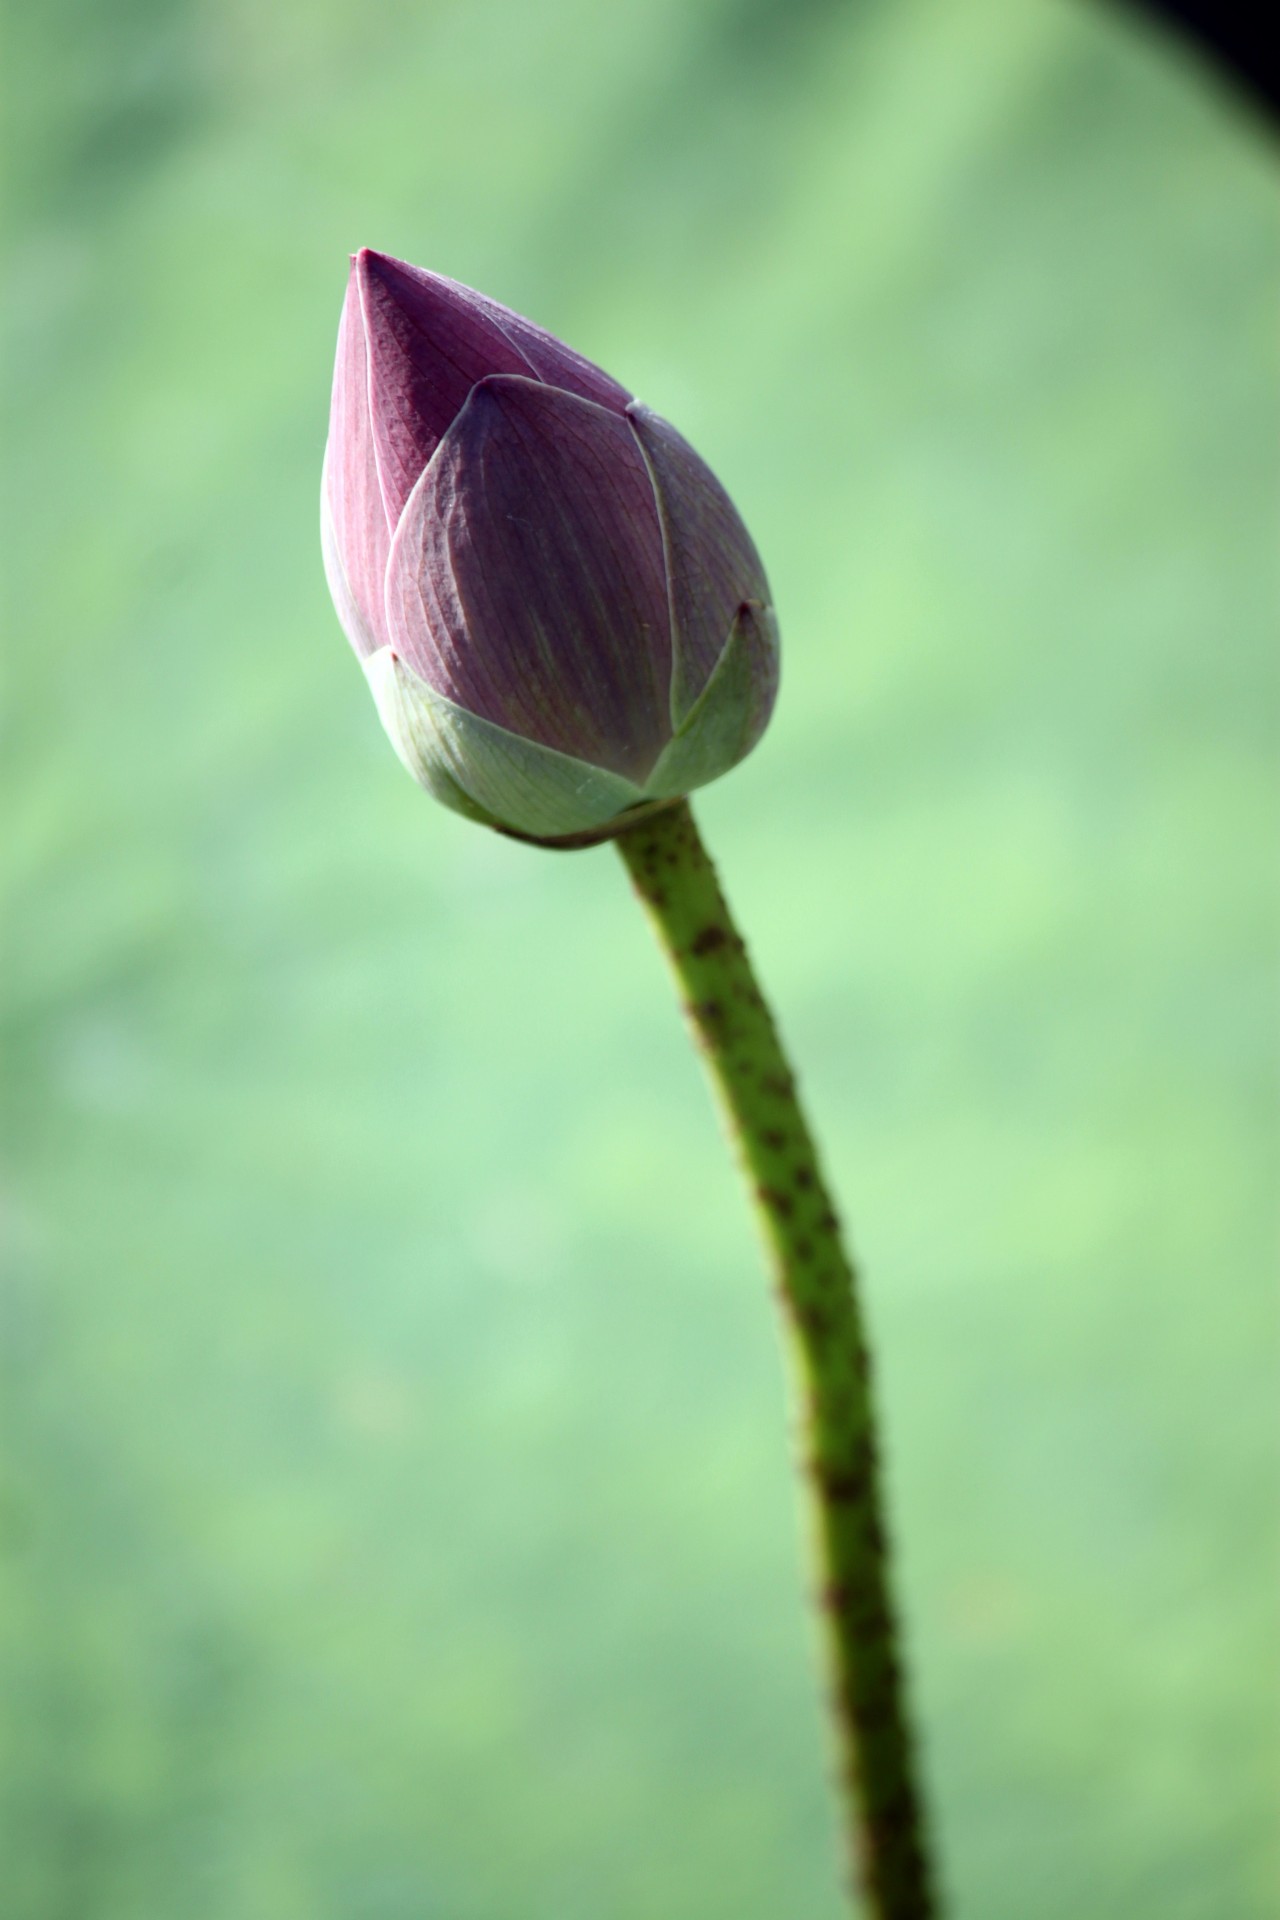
<box><xmin>3</xmin><ymin>0</ymin><xmax>1277</xmax><ymax>1915</ymax></box>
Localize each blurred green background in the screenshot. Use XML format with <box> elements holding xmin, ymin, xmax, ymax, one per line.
<box><xmin>3</xmin><ymin>0</ymin><xmax>1277</xmax><ymax>1914</ymax></box>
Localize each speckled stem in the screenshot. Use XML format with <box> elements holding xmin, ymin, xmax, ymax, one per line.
<box><xmin>615</xmin><ymin>798</ymin><xmax>937</xmax><ymax>1920</ymax></box>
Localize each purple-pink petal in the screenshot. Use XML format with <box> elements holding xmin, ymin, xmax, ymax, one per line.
<box><xmin>323</xmin><ymin>270</ymin><xmax>392</xmax><ymax>655</ymax></box>
<box><xmin>626</xmin><ymin>403</ymin><xmax>771</xmax><ymax>721</ymax></box>
<box><xmin>357</xmin><ymin>251</ymin><xmax>539</xmax><ymax>532</ymax></box>
<box><xmin>385</xmin><ymin>376</ymin><xmax>674</xmax><ymax>781</ymax></box>
<box><xmin>472</xmin><ymin>292</ymin><xmax>634</xmax><ymax>419</ymax></box>
<box><xmin>356</xmin><ymin>251</ymin><xmax>634</xmax><ymax>535</ymax></box>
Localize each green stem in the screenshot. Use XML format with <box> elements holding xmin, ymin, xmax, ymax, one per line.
<box><xmin>615</xmin><ymin>799</ymin><xmax>938</xmax><ymax>1920</ymax></box>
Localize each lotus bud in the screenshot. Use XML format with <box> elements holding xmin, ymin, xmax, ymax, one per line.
<box><xmin>321</xmin><ymin>249</ymin><xmax>779</xmax><ymax>844</ymax></box>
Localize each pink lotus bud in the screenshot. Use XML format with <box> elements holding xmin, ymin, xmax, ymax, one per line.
<box><xmin>322</xmin><ymin>249</ymin><xmax>778</xmax><ymax>842</ymax></box>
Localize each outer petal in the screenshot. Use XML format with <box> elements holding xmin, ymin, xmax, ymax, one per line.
<box><xmin>322</xmin><ymin>268</ymin><xmax>392</xmax><ymax>656</ymax></box>
<box><xmin>385</xmin><ymin>375</ymin><xmax>674</xmax><ymax>783</ymax></box>
<box><xmin>643</xmin><ymin>602</ymin><xmax>779</xmax><ymax>799</ymax></box>
<box><xmin>357</xmin><ymin>251</ymin><xmax>632</xmax><ymax>530</ymax></box>
<box><xmin>626</xmin><ymin>403</ymin><xmax>771</xmax><ymax>727</ymax></box>
<box><xmin>363</xmin><ymin>648</ymin><xmax>648</xmax><ymax>838</ymax></box>
<box><xmin>464</xmin><ymin>285</ymin><xmax>633</xmax><ymax>418</ymax></box>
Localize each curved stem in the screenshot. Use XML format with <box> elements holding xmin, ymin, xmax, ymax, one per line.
<box><xmin>615</xmin><ymin>799</ymin><xmax>938</xmax><ymax>1919</ymax></box>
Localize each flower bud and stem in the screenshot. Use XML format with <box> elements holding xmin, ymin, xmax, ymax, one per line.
<box><xmin>322</xmin><ymin>251</ymin><xmax>939</xmax><ymax>1917</ymax></box>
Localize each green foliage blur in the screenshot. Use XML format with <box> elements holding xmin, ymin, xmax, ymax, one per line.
<box><xmin>2</xmin><ymin>0</ymin><xmax>1276</xmax><ymax>1914</ymax></box>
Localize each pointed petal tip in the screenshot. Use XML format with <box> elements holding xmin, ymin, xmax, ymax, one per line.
<box><xmin>352</xmin><ymin>247</ymin><xmax>416</xmax><ymax>301</ymax></box>
<box><xmin>354</xmin><ymin>246</ymin><xmax>444</xmax><ymax>292</ymax></box>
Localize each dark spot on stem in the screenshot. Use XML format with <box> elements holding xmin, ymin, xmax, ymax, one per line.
<box><xmin>815</xmin><ymin>1460</ymin><xmax>871</xmax><ymax>1505</ymax></box>
<box><xmin>690</xmin><ymin>924</ymin><xmax>728</xmax><ymax>957</ymax></box>
<box><xmin>795</xmin><ymin>1299</ymin><xmax>830</xmax><ymax>1339</ymax></box>
<box><xmin>822</xmin><ymin>1580</ymin><xmax>889</xmax><ymax>1635</ymax></box>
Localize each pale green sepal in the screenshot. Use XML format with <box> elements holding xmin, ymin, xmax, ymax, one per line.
<box><xmin>644</xmin><ymin>602</ymin><xmax>779</xmax><ymax>800</ymax></box>
<box><xmin>362</xmin><ymin>650</ymin><xmax>649</xmax><ymax>838</ymax></box>
<box><xmin>362</xmin><ymin>650</ymin><xmax>498</xmax><ymax>825</ymax></box>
